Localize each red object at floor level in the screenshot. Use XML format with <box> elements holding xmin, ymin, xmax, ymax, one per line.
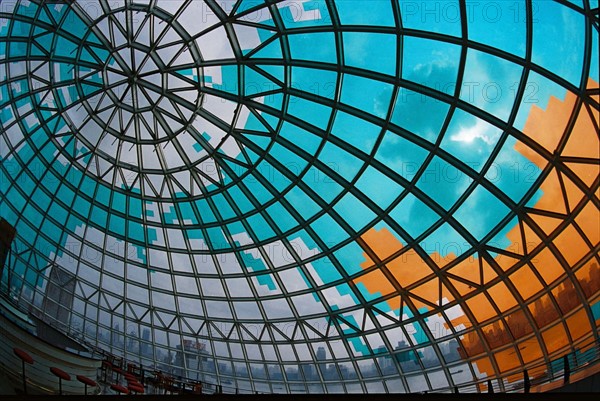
<box><xmin>128</xmin><ymin>383</ymin><xmax>145</xmax><ymax>394</ymax></box>
<box><xmin>111</xmin><ymin>383</ymin><xmax>130</xmax><ymax>395</ymax></box>
<box><xmin>76</xmin><ymin>375</ymin><xmax>97</xmax><ymax>395</ymax></box>
<box><xmin>13</xmin><ymin>348</ymin><xmax>34</xmax><ymax>395</ymax></box>
<box><xmin>13</xmin><ymin>348</ymin><xmax>33</xmax><ymax>364</ymax></box>
<box><xmin>50</xmin><ymin>367</ymin><xmax>70</xmax><ymax>381</ymax></box>
<box><xmin>50</xmin><ymin>367</ymin><xmax>71</xmax><ymax>395</ymax></box>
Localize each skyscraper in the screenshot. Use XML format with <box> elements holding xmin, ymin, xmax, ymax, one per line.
<box><xmin>141</xmin><ymin>328</ymin><xmax>151</xmax><ymax>358</ymax></box>
<box><xmin>42</xmin><ymin>265</ymin><xmax>75</xmax><ymax>328</ymax></box>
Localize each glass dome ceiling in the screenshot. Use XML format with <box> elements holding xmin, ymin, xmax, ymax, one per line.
<box><xmin>1</xmin><ymin>0</ymin><xmax>599</xmax><ymax>394</ymax></box>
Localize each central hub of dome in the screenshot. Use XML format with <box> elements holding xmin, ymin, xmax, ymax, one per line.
<box><xmin>64</xmin><ymin>3</ymin><xmax>274</xmax><ymax>200</ymax></box>
<box><xmin>103</xmin><ymin>52</ymin><xmax>165</xmax><ymax>113</ymax></box>
<box><xmin>94</xmin><ymin>9</ymin><xmax>203</xmax><ymax>145</ymax></box>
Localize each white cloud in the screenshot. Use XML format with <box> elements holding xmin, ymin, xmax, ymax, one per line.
<box><xmin>449</xmin><ymin>118</ymin><xmax>500</xmax><ymax>145</ymax></box>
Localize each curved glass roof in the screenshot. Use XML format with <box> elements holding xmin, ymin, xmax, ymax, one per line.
<box><xmin>1</xmin><ymin>0</ymin><xmax>599</xmax><ymax>394</ymax></box>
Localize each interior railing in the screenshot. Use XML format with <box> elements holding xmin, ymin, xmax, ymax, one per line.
<box><xmin>64</xmin><ymin>326</ymin><xmax>599</xmax><ymax>395</ymax></box>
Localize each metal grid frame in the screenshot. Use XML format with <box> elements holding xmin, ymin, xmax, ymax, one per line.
<box><xmin>0</xmin><ymin>0</ymin><xmax>599</xmax><ymax>394</ymax></box>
